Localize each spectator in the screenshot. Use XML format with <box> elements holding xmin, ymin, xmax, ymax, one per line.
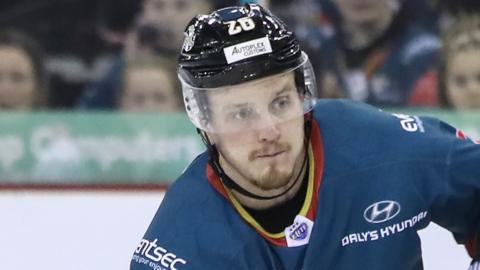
<box><xmin>440</xmin><ymin>14</ymin><xmax>480</xmax><ymax>109</ymax></box>
<box><xmin>0</xmin><ymin>29</ymin><xmax>47</xmax><ymax>110</ymax></box>
<box><xmin>125</xmin><ymin>0</ymin><xmax>213</xmax><ymax>59</ymax></box>
<box><xmin>119</xmin><ymin>58</ymin><xmax>182</xmax><ymax>112</ymax></box>
<box><xmin>314</xmin><ymin>0</ymin><xmax>441</xmax><ymax>107</ymax></box>
<box><xmin>78</xmin><ymin>0</ymin><xmax>212</xmax><ymax>109</ymax></box>
<box><xmin>0</xmin><ymin>0</ymin><xmax>142</xmax><ymax>108</ymax></box>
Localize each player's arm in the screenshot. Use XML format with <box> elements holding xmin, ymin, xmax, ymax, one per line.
<box><xmin>425</xmin><ymin>119</ymin><xmax>480</xmax><ymax>261</ymax></box>
<box><xmin>450</xmin><ymin>132</ymin><xmax>480</xmax><ymax>262</ymax></box>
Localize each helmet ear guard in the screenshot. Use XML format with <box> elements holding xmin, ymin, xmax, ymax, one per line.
<box><xmin>294</xmin><ymin>56</ymin><xmax>317</xmax><ymax>112</ymax></box>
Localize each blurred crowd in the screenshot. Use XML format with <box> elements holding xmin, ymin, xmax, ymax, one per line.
<box><xmin>1</xmin><ymin>0</ymin><xmax>480</xmax><ymax>112</ymax></box>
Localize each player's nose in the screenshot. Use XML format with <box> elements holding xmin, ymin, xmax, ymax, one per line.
<box><xmin>256</xmin><ymin>113</ymin><xmax>280</xmax><ymax>143</ymax></box>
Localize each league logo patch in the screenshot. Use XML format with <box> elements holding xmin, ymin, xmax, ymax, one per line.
<box><xmin>289</xmin><ymin>222</ymin><xmax>308</xmax><ymax>241</ymax></box>
<box><xmin>285</xmin><ymin>215</ymin><xmax>314</xmax><ymax>247</ymax></box>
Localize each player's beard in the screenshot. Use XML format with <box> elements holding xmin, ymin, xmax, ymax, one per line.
<box><xmin>220</xmin><ymin>142</ymin><xmax>299</xmax><ymax>191</ymax></box>
<box><xmin>250</xmin><ymin>164</ymin><xmax>293</xmax><ymax>190</ymax></box>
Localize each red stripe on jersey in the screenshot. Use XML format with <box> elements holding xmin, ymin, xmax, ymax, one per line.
<box><xmin>306</xmin><ymin>120</ymin><xmax>324</xmax><ymax>221</ymax></box>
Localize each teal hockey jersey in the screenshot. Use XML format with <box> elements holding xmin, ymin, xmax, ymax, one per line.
<box><xmin>131</xmin><ymin>100</ymin><xmax>480</xmax><ymax>270</ymax></box>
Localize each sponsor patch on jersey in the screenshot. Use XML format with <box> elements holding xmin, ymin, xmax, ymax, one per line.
<box><xmin>223</xmin><ymin>36</ymin><xmax>272</xmax><ymax>64</ymax></box>
<box><xmin>132</xmin><ymin>238</ymin><xmax>187</xmax><ymax>270</ymax></box>
<box><xmin>285</xmin><ymin>215</ymin><xmax>314</xmax><ymax>247</ymax></box>
<box><xmin>341</xmin><ymin>210</ymin><xmax>428</xmax><ymax>247</ymax></box>
<box><xmin>392</xmin><ymin>113</ymin><xmax>425</xmax><ymax>133</ymax></box>
<box><xmin>364</xmin><ymin>200</ymin><xmax>401</xmax><ymax>224</ymax></box>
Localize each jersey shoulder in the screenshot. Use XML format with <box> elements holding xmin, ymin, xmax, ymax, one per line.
<box><xmin>312</xmin><ymin>99</ymin><xmax>392</xmax><ymax>132</ymax></box>
<box><xmin>312</xmin><ymin>99</ymin><xmax>455</xmax><ymax>141</ymax></box>
<box><xmin>311</xmin><ymin>99</ymin><xmax>455</xmax><ymax>166</ymax></box>
<box><xmin>131</xmin><ymin>152</ymin><xmax>262</xmax><ymax>270</ymax></box>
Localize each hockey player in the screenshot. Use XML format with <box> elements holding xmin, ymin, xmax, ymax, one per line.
<box><xmin>131</xmin><ymin>4</ymin><xmax>480</xmax><ymax>270</ymax></box>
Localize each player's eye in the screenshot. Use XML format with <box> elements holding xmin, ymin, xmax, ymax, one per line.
<box><xmin>270</xmin><ymin>95</ymin><xmax>292</xmax><ymax>114</ymax></box>
<box><xmin>228</xmin><ymin>106</ymin><xmax>256</xmax><ymax>122</ymax></box>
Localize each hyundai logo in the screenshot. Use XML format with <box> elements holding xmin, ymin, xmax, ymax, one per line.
<box><xmin>364</xmin><ymin>200</ymin><xmax>401</xmax><ymax>223</ymax></box>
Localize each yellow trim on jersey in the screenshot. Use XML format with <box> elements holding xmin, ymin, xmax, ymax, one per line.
<box><xmin>224</xmin><ymin>144</ymin><xmax>315</xmax><ymax>239</ymax></box>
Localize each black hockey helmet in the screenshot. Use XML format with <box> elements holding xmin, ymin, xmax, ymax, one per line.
<box><xmin>178</xmin><ymin>3</ymin><xmax>317</xmax><ymax>132</ymax></box>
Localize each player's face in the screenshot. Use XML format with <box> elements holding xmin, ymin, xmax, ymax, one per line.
<box><xmin>0</xmin><ymin>46</ymin><xmax>36</xmax><ymax>110</ymax></box>
<box><xmin>207</xmin><ymin>72</ymin><xmax>306</xmax><ymax>190</ymax></box>
<box><xmin>333</xmin><ymin>0</ymin><xmax>394</xmax><ymax>25</ymax></box>
<box><xmin>121</xmin><ymin>66</ymin><xmax>181</xmax><ymax>112</ymax></box>
<box><xmin>446</xmin><ymin>49</ymin><xmax>480</xmax><ymax>109</ymax></box>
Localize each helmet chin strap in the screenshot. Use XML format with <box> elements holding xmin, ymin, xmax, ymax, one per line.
<box><xmin>199</xmin><ymin>114</ymin><xmax>312</xmax><ymax>201</ymax></box>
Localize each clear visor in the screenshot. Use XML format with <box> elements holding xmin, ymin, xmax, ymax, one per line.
<box><xmin>180</xmin><ymin>52</ymin><xmax>317</xmax><ymax>134</ymax></box>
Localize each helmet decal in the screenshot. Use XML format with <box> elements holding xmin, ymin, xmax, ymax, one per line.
<box><xmin>182</xmin><ymin>25</ymin><xmax>196</xmax><ymax>52</ymax></box>
<box><xmin>177</xmin><ymin>4</ymin><xmax>317</xmax><ymax>132</ymax></box>
<box><xmin>177</xmin><ymin>4</ymin><xmax>302</xmax><ymax>88</ymax></box>
<box><xmin>223</xmin><ymin>36</ymin><xmax>272</xmax><ymax>64</ymax></box>
<box><xmin>224</xmin><ymin>17</ymin><xmax>256</xmax><ymax>36</ymax></box>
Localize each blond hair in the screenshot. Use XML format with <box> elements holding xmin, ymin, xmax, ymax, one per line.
<box><xmin>440</xmin><ymin>14</ymin><xmax>480</xmax><ymax>107</ymax></box>
<box><xmin>443</xmin><ymin>14</ymin><xmax>480</xmax><ymax>61</ymax></box>
<box><xmin>119</xmin><ymin>56</ymin><xmax>182</xmax><ymax>109</ymax></box>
